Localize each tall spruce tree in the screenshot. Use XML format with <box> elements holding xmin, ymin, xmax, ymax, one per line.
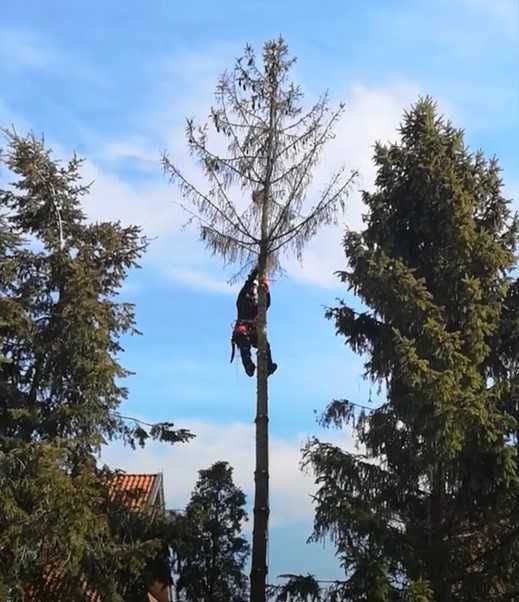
<box><xmin>172</xmin><ymin>461</ymin><xmax>249</xmax><ymax>602</ymax></box>
<box><xmin>163</xmin><ymin>38</ymin><xmax>355</xmax><ymax>601</ymax></box>
<box><xmin>304</xmin><ymin>98</ymin><xmax>519</xmax><ymax>601</ymax></box>
<box><xmin>0</xmin><ymin>130</ymin><xmax>192</xmax><ymax>600</ymax></box>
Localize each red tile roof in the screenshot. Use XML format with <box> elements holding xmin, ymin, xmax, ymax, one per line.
<box><xmin>25</xmin><ymin>473</ymin><xmax>167</xmax><ymax>601</ymax></box>
<box><xmin>108</xmin><ymin>473</ymin><xmax>161</xmax><ymax>510</ymax></box>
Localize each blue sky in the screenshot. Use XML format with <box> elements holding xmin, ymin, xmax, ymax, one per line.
<box><xmin>1</xmin><ymin>0</ymin><xmax>518</xmax><ymax>581</ymax></box>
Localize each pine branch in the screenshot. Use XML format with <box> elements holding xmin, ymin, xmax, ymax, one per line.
<box><xmin>186</xmin><ymin>119</ymin><xmax>263</xmax><ymax>185</ymax></box>
<box><xmin>178</xmin><ymin>202</ymin><xmax>258</xmax><ymax>255</ymax></box>
<box><xmin>269</xmin><ymin>170</ymin><xmax>357</xmax><ymax>255</ymax></box>
<box><xmin>267</xmin><ymin>108</ymin><xmax>349</xmax><ymax>244</ymax></box>
<box><xmin>215</xmin><ymin>87</ymin><xmax>265</xmax><ymax>183</ymax></box>
<box><xmin>162</xmin><ymin>156</ymin><xmax>256</xmax><ymax>243</ymax></box>
<box><xmin>279</xmin><ymin>95</ymin><xmax>329</xmax><ymax>133</ymax></box>
<box><xmin>203</xmin><ymin>155</ymin><xmax>258</xmax><ymax>241</ymax></box>
<box><xmin>113</xmin><ymin>412</ymin><xmax>195</xmax><ymax>447</ymax></box>
<box><xmin>272</xmin><ymin>103</ymin><xmax>328</xmax><ymax>164</ymax></box>
<box><xmin>228</xmin><ymin>71</ymin><xmax>270</xmax><ymax>129</ymax></box>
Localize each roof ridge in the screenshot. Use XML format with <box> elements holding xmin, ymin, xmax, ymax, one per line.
<box><xmin>113</xmin><ymin>472</ymin><xmax>160</xmax><ymax>476</ymax></box>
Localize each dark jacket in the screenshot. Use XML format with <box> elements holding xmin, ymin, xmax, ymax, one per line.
<box><xmin>236</xmin><ymin>269</ymin><xmax>270</xmax><ymax>321</ymax></box>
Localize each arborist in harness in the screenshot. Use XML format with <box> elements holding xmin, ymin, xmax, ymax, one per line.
<box><xmin>230</xmin><ymin>267</ymin><xmax>277</xmax><ymax>377</ymax></box>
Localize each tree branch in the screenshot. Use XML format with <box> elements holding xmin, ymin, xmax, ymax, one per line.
<box><xmin>269</xmin><ymin>170</ymin><xmax>356</xmax><ymax>254</ymax></box>
<box><xmin>162</xmin><ymin>156</ymin><xmax>256</xmax><ymax>243</ymax></box>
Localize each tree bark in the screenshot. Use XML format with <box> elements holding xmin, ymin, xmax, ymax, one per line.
<box><xmin>430</xmin><ymin>461</ymin><xmax>450</xmax><ymax>602</ymax></box>
<box><xmin>250</xmin><ymin>248</ymin><xmax>269</xmax><ymax>602</ymax></box>
<box><xmin>251</xmin><ymin>69</ymin><xmax>277</xmax><ymax>602</ymax></box>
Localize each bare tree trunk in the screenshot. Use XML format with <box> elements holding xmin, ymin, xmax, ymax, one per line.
<box><xmin>430</xmin><ymin>462</ymin><xmax>450</xmax><ymax>602</ymax></box>
<box><xmin>250</xmin><ymin>248</ymin><xmax>269</xmax><ymax>602</ymax></box>
<box><xmin>250</xmin><ymin>69</ymin><xmax>277</xmax><ymax>602</ymax></box>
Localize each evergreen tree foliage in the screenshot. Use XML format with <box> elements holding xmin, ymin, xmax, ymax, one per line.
<box><xmin>304</xmin><ymin>98</ymin><xmax>519</xmax><ymax>601</ymax></box>
<box><xmin>267</xmin><ymin>574</ymin><xmax>321</xmax><ymax>601</ymax></box>
<box><xmin>172</xmin><ymin>461</ymin><xmax>249</xmax><ymax>602</ymax></box>
<box><xmin>0</xmin><ymin>130</ymin><xmax>192</xmax><ymax>599</ymax></box>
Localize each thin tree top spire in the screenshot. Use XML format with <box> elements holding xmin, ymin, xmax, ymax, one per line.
<box><xmin>163</xmin><ymin>37</ymin><xmax>356</xmax><ymax>273</ymax></box>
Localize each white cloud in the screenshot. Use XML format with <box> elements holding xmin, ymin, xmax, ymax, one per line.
<box><xmin>0</xmin><ymin>27</ymin><xmax>106</xmax><ymax>86</ymax></box>
<box><xmin>80</xmin><ymin>161</ymin><xmax>239</xmax><ymax>293</ymax></box>
<box><xmin>100</xmin><ymin>418</ymin><xmax>354</xmax><ymax>527</ymax></box>
<box><xmin>97</xmin><ymin>139</ymin><xmax>160</xmax><ymax>166</ymax></box>
<box><xmin>283</xmin><ymin>82</ymin><xmax>421</xmax><ymax>287</ymax></box>
<box><xmin>80</xmin><ymin>160</ymin><xmax>179</xmax><ymax>235</ymax></box>
<box><xmin>164</xmin><ymin>267</ymin><xmax>238</xmax><ymax>295</ymax></box>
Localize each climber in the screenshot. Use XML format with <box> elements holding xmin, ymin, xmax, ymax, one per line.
<box><xmin>230</xmin><ymin>267</ymin><xmax>277</xmax><ymax>378</ymax></box>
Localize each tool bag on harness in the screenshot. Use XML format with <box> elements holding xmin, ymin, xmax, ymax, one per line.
<box><xmin>230</xmin><ymin>319</ymin><xmax>255</xmax><ymax>363</ymax></box>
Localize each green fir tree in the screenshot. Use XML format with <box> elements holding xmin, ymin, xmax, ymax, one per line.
<box><xmin>0</xmin><ymin>130</ymin><xmax>192</xmax><ymax>600</ymax></box>
<box><xmin>304</xmin><ymin>98</ymin><xmax>519</xmax><ymax>601</ymax></box>
<box><xmin>172</xmin><ymin>461</ymin><xmax>250</xmax><ymax>602</ymax></box>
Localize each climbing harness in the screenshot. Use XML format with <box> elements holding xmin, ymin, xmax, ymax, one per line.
<box><xmin>230</xmin><ymin>319</ymin><xmax>256</xmax><ymax>363</ymax></box>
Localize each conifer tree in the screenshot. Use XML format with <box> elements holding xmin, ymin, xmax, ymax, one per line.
<box><xmin>304</xmin><ymin>98</ymin><xmax>519</xmax><ymax>601</ymax></box>
<box><xmin>0</xmin><ymin>130</ymin><xmax>192</xmax><ymax>599</ymax></box>
<box><xmin>267</xmin><ymin>574</ymin><xmax>321</xmax><ymax>601</ymax></box>
<box><xmin>163</xmin><ymin>38</ymin><xmax>355</xmax><ymax>601</ymax></box>
<box><xmin>172</xmin><ymin>461</ymin><xmax>249</xmax><ymax>602</ymax></box>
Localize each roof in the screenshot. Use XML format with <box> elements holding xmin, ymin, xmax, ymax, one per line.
<box><xmin>26</xmin><ymin>570</ymin><xmax>99</xmax><ymax>602</ymax></box>
<box><xmin>29</xmin><ymin>578</ymin><xmax>164</xmax><ymax>602</ymax></box>
<box><xmin>26</xmin><ymin>473</ymin><xmax>168</xmax><ymax>601</ymax></box>
<box><xmin>108</xmin><ymin>472</ymin><xmax>164</xmax><ymax>511</ymax></box>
